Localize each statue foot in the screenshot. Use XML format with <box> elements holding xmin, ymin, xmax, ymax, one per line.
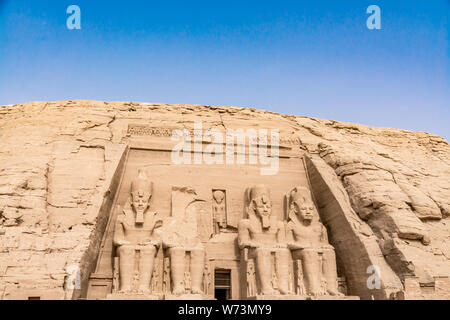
<box><xmin>191</xmin><ymin>287</ymin><xmax>203</xmax><ymax>294</ymax></box>
<box><xmin>327</xmin><ymin>289</ymin><xmax>343</xmax><ymax>296</ymax></box>
<box><xmin>138</xmin><ymin>286</ymin><xmax>151</xmax><ymax>295</ymax></box>
<box><xmin>278</xmin><ymin>287</ymin><xmax>290</xmax><ymax>295</ymax></box>
<box><xmin>119</xmin><ymin>286</ymin><xmax>132</xmax><ymax>294</ymax></box>
<box><xmin>261</xmin><ymin>288</ymin><xmax>277</xmax><ymax>295</ymax></box>
<box><xmin>310</xmin><ymin>290</ymin><xmax>324</xmax><ymax>297</ymax></box>
<box><xmin>173</xmin><ymin>286</ymin><xmax>185</xmax><ymax>295</ymax></box>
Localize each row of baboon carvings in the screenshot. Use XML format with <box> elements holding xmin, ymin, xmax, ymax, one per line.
<box><xmin>111</xmin><ymin>170</ymin><xmax>342</xmax><ymax>298</ymax></box>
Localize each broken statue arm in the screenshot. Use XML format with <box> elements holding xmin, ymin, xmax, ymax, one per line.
<box><xmin>113</xmin><ymin>214</ymin><xmax>130</xmax><ymax>247</ymax></box>
<box><xmin>238</xmin><ymin>219</ymin><xmax>257</xmax><ymax>249</ymax></box>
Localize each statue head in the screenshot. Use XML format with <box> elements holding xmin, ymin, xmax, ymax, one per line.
<box><xmin>130</xmin><ymin>170</ymin><xmax>153</xmax><ymax>224</ymax></box>
<box><xmin>248</xmin><ymin>185</ymin><xmax>272</xmax><ymax>229</ymax></box>
<box><xmin>213</xmin><ymin>190</ymin><xmax>225</xmax><ymax>204</ymax></box>
<box><xmin>288</xmin><ymin>187</ymin><xmax>316</xmax><ymax>225</ymax></box>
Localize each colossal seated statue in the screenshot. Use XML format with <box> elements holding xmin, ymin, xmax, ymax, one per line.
<box><xmin>161</xmin><ymin>186</ymin><xmax>207</xmax><ymax>296</ymax></box>
<box><xmin>113</xmin><ymin>170</ymin><xmax>162</xmax><ymax>295</ymax></box>
<box><xmin>238</xmin><ymin>185</ymin><xmax>290</xmax><ymax>296</ymax></box>
<box><xmin>286</xmin><ymin>186</ymin><xmax>341</xmax><ymax>296</ymax></box>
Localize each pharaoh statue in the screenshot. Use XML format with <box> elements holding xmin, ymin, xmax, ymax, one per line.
<box><xmin>238</xmin><ymin>185</ymin><xmax>290</xmax><ymax>296</ymax></box>
<box><xmin>162</xmin><ymin>186</ymin><xmax>206</xmax><ymax>296</ymax></box>
<box><xmin>212</xmin><ymin>190</ymin><xmax>227</xmax><ymax>234</ymax></box>
<box><xmin>286</xmin><ymin>186</ymin><xmax>341</xmax><ymax>296</ymax></box>
<box><xmin>113</xmin><ymin>170</ymin><xmax>162</xmax><ymax>294</ymax></box>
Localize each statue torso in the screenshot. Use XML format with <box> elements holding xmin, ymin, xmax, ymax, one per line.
<box><xmin>246</xmin><ymin>217</ymin><xmax>280</xmax><ymax>245</ymax></box>
<box><xmin>289</xmin><ymin>220</ymin><xmax>324</xmax><ymax>248</ymax></box>
<box><xmin>118</xmin><ymin>209</ymin><xmax>158</xmax><ymax>245</ymax></box>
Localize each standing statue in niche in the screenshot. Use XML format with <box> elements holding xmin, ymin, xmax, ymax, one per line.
<box><xmin>238</xmin><ymin>185</ymin><xmax>290</xmax><ymax>296</ymax></box>
<box><xmin>286</xmin><ymin>186</ymin><xmax>341</xmax><ymax>296</ymax></box>
<box><xmin>212</xmin><ymin>190</ymin><xmax>227</xmax><ymax>234</ymax></box>
<box><xmin>113</xmin><ymin>170</ymin><xmax>162</xmax><ymax>294</ymax></box>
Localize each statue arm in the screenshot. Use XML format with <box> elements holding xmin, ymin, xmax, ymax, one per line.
<box><xmin>113</xmin><ymin>216</ymin><xmax>128</xmax><ymax>247</ymax></box>
<box><xmin>238</xmin><ymin>220</ymin><xmax>255</xmax><ymax>249</ymax></box>
<box><xmin>320</xmin><ymin>224</ymin><xmax>328</xmax><ymax>242</ymax></box>
<box><xmin>286</xmin><ymin>223</ymin><xmax>304</xmax><ymax>250</ymax></box>
<box><xmin>150</xmin><ymin>218</ymin><xmax>163</xmax><ymax>246</ymax></box>
<box><xmin>148</xmin><ymin>212</ymin><xmax>162</xmax><ymax>231</ymax></box>
<box><xmin>286</xmin><ymin>223</ymin><xmax>296</xmax><ymax>248</ymax></box>
<box><xmin>320</xmin><ymin>224</ymin><xmax>333</xmax><ymax>249</ymax></box>
<box><xmin>275</xmin><ymin>222</ymin><xmax>287</xmax><ymax>248</ymax></box>
<box><xmin>139</xmin><ymin>214</ymin><xmax>162</xmax><ymax>247</ymax></box>
<box><xmin>160</xmin><ymin>219</ymin><xmax>179</xmax><ymax>248</ymax></box>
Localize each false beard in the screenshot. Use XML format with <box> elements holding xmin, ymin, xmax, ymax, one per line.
<box><xmin>135</xmin><ymin>209</ymin><xmax>145</xmax><ymax>224</ymax></box>
<box><xmin>261</xmin><ymin>216</ymin><xmax>271</xmax><ymax>229</ymax></box>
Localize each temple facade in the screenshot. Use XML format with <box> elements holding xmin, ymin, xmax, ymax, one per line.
<box><xmin>2</xmin><ymin>101</ymin><xmax>449</xmax><ymax>300</ymax></box>
<box><xmin>86</xmin><ymin>129</ymin><xmax>357</xmax><ymax>300</ymax></box>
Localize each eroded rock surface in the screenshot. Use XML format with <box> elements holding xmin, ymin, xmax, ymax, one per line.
<box><xmin>0</xmin><ymin>100</ymin><xmax>449</xmax><ymax>299</ymax></box>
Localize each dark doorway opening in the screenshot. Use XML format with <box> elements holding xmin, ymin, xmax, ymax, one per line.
<box><xmin>215</xmin><ymin>288</ymin><xmax>228</xmax><ymax>300</ymax></box>
<box><xmin>215</xmin><ymin>269</ymin><xmax>231</xmax><ymax>300</ymax></box>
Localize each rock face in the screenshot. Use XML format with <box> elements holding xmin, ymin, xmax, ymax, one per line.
<box><xmin>0</xmin><ymin>100</ymin><xmax>449</xmax><ymax>300</ymax></box>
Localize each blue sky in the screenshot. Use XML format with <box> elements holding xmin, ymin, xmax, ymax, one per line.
<box><xmin>0</xmin><ymin>0</ymin><xmax>449</xmax><ymax>139</ymax></box>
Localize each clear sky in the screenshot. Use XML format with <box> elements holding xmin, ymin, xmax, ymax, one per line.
<box><xmin>0</xmin><ymin>0</ymin><xmax>448</xmax><ymax>139</ymax></box>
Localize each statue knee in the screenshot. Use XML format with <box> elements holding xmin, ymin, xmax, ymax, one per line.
<box><xmin>169</xmin><ymin>247</ymin><xmax>182</xmax><ymax>253</ymax></box>
<box><xmin>276</xmin><ymin>248</ymin><xmax>289</xmax><ymax>257</ymax></box>
<box><xmin>141</xmin><ymin>246</ymin><xmax>156</xmax><ymax>256</ymax></box>
<box><xmin>255</xmin><ymin>248</ymin><xmax>272</xmax><ymax>263</ymax></box>
<box><xmin>190</xmin><ymin>248</ymin><xmax>205</xmax><ymax>259</ymax></box>
<box><xmin>323</xmin><ymin>248</ymin><xmax>336</xmax><ymax>259</ymax></box>
<box><xmin>118</xmin><ymin>245</ymin><xmax>134</xmax><ymax>256</ymax></box>
<box><xmin>301</xmin><ymin>249</ymin><xmax>318</xmax><ymax>260</ymax></box>
<box><xmin>255</xmin><ymin>247</ymin><xmax>269</xmax><ymax>255</ymax></box>
<box><xmin>169</xmin><ymin>247</ymin><xmax>185</xmax><ymax>258</ymax></box>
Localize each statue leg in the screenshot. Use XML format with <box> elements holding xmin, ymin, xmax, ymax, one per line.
<box><xmin>118</xmin><ymin>245</ymin><xmax>135</xmax><ymax>292</ymax></box>
<box><xmin>190</xmin><ymin>248</ymin><xmax>205</xmax><ymax>294</ymax></box>
<box><xmin>138</xmin><ymin>246</ymin><xmax>157</xmax><ymax>293</ymax></box>
<box><xmin>255</xmin><ymin>248</ymin><xmax>275</xmax><ymax>295</ymax></box>
<box><xmin>300</xmin><ymin>249</ymin><xmax>322</xmax><ymax>296</ymax></box>
<box><xmin>169</xmin><ymin>248</ymin><xmax>186</xmax><ymax>295</ymax></box>
<box><xmin>213</xmin><ymin>219</ymin><xmax>219</xmax><ymax>234</ymax></box>
<box><xmin>322</xmin><ymin>249</ymin><xmax>340</xmax><ymax>295</ymax></box>
<box><xmin>275</xmin><ymin>249</ymin><xmax>290</xmax><ymax>295</ymax></box>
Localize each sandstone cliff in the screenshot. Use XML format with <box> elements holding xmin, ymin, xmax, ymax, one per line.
<box><xmin>0</xmin><ymin>100</ymin><xmax>449</xmax><ymax>299</ymax></box>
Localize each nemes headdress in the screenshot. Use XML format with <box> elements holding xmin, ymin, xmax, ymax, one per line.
<box><xmin>245</xmin><ymin>184</ymin><xmax>272</xmax><ymax>228</ymax></box>
<box><xmin>248</xmin><ymin>185</ymin><xmax>271</xmax><ymax>203</ymax></box>
<box><xmin>131</xmin><ymin>169</ymin><xmax>153</xmax><ymax>198</ymax></box>
<box><xmin>286</xmin><ymin>186</ymin><xmax>315</xmax><ymax>221</ymax></box>
<box><xmin>130</xmin><ymin>170</ymin><xmax>153</xmax><ymax>224</ymax></box>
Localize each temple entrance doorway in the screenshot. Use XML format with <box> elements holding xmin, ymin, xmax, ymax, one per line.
<box><xmin>214</xmin><ymin>269</ymin><xmax>231</xmax><ymax>300</ymax></box>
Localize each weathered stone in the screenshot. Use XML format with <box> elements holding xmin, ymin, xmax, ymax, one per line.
<box><xmin>0</xmin><ymin>100</ymin><xmax>448</xmax><ymax>300</ymax></box>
